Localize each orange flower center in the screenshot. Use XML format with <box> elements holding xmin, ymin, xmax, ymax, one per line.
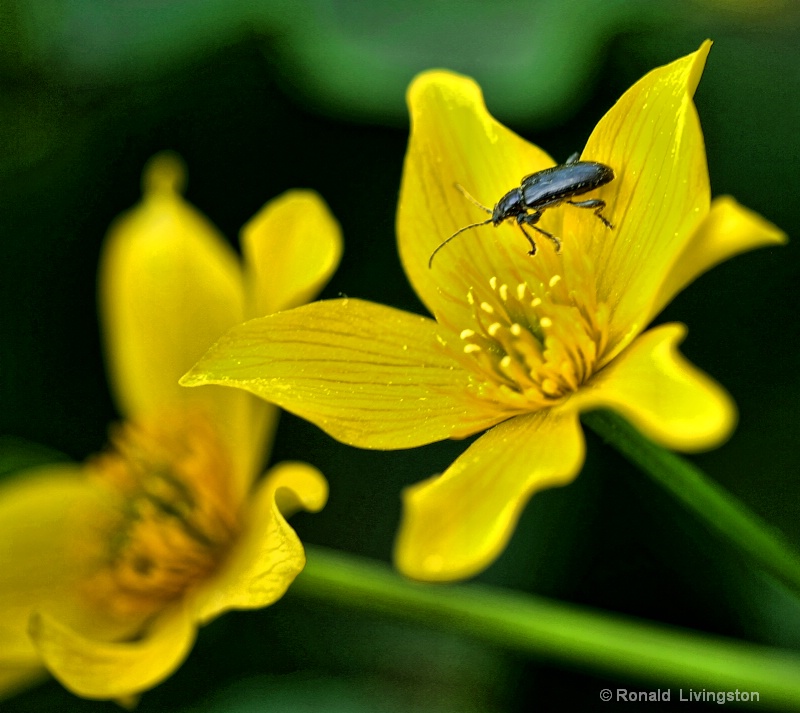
<box><xmin>449</xmin><ymin>258</ymin><xmax>611</xmax><ymax>410</ymax></box>
<box><xmin>83</xmin><ymin>409</ymin><xmax>239</xmax><ymax>620</ymax></box>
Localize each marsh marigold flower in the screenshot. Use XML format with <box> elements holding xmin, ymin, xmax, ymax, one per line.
<box><xmin>182</xmin><ymin>44</ymin><xmax>785</xmax><ymax>582</ymax></box>
<box><xmin>0</xmin><ymin>154</ymin><xmax>341</xmax><ymax>700</ymax></box>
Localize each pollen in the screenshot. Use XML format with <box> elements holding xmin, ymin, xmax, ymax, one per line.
<box><xmin>451</xmin><ymin>264</ymin><xmax>610</xmax><ymax>410</ymax></box>
<box><xmin>83</xmin><ymin>408</ymin><xmax>239</xmax><ymax>620</ymax></box>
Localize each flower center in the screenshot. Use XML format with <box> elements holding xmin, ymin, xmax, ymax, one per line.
<box><xmin>84</xmin><ymin>409</ymin><xmax>239</xmax><ymax>620</ymax></box>
<box><xmin>449</xmin><ymin>266</ymin><xmax>610</xmax><ymax>410</ymax></box>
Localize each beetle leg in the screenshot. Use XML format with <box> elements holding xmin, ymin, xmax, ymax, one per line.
<box><xmin>517</xmin><ymin>223</ymin><xmax>537</xmax><ymax>255</ymax></box>
<box><xmin>567</xmin><ymin>198</ymin><xmax>613</xmax><ymax>229</ymax></box>
<box><xmin>518</xmin><ymin>212</ymin><xmax>562</xmax><ymax>254</ymax></box>
<box><xmin>565</xmin><ymin>152</ymin><xmax>580</xmax><ymax>165</ymax></box>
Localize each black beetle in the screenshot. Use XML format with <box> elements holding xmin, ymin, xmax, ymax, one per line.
<box><xmin>428</xmin><ymin>153</ymin><xmax>615</xmax><ymax>268</ymax></box>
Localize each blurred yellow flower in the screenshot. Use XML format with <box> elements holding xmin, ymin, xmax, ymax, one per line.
<box><xmin>182</xmin><ymin>43</ymin><xmax>785</xmax><ymax>582</ymax></box>
<box><xmin>0</xmin><ymin>154</ymin><xmax>341</xmax><ymax>700</ymax></box>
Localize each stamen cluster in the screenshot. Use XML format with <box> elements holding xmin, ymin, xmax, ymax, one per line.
<box><xmin>449</xmin><ymin>272</ymin><xmax>610</xmax><ymax>410</ymax></box>
<box><xmin>85</xmin><ymin>411</ymin><xmax>239</xmax><ymax>618</ymax></box>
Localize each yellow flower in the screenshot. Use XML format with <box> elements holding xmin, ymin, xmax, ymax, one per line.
<box><xmin>0</xmin><ymin>154</ymin><xmax>342</xmax><ymax>700</ymax></box>
<box><xmin>182</xmin><ymin>43</ymin><xmax>785</xmax><ymax>583</ymax></box>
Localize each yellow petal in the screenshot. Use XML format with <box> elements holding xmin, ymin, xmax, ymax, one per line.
<box><xmin>29</xmin><ymin>604</ymin><xmax>195</xmax><ymax>700</ymax></box>
<box><xmin>99</xmin><ymin>153</ymin><xmax>260</xmax><ymax>491</ymax></box>
<box><xmin>100</xmin><ymin>152</ymin><xmax>245</xmax><ymax>413</ymax></box>
<box><xmin>0</xmin><ymin>465</ymin><xmax>104</xmax><ymax>673</ymax></box>
<box><xmin>398</xmin><ymin>70</ymin><xmax>557</xmax><ymax>330</ymax></box>
<box><xmin>572</xmin><ymin>323</ymin><xmax>736</xmax><ymax>451</ymax></box>
<box><xmin>196</xmin><ymin>462</ymin><xmax>328</xmax><ymax>623</ymax></box>
<box><xmin>182</xmin><ymin>298</ymin><xmax>506</xmax><ymax>449</ymax></box>
<box><xmin>239</xmin><ymin>190</ymin><xmax>342</xmax><ymax>474</ymax></box>
<box><xmin>241</xmin><ymin>190</ymin><xmax>343</xmax><ymax>317</ymax></box>
<box><xmin>579</xmin><ymin>42</ymin><xmax>712</xmax><ymax>347</ymax></box>
<box><xmin>395</xmin><ymin>409</ymin><xmax>584</xmax><ymax>582</ymax></box>
<box><xmin>648</xmin><ymin>196</ymin><xmax>787</xmax><ymax>321</ymax></box>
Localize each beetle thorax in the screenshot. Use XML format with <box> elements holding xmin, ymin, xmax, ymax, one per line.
<box><xmin>492</xmin><ymin>188</ymin><xmax>523</xmax><ymax>225</ymax></box>
<box><xmin>448</xmin><ymin>267</ymin><xmax>611</xmax><ymax>411</ymax></box>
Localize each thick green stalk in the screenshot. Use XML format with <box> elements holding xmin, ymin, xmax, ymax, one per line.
<box><xmin>292</xmin><ymin>546</ymin><xmax>800</xmax><ymax>709</ymax></box>
<box><xmin>582</xmin><ymin>409</ymin><xmax>800</xmax><ymax>600</ymax></box>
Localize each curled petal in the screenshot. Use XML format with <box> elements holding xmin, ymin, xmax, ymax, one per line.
<box><xmin>572</xmin><ymin>323</ymin><xmax>736</xmax><ymax>452</ymax></box>
<box><xmin>241</xmin><ymin>190</ymin><xmax>343</xmax><ymax>318</ymax></box>
<box><xmin>648</xmin><ymin>196</ymin><xmax>787</xmax><ymax>322</ymax></box>
<box><xmin>395</xmin><ymin>410</ymin><xmax>584</xmax><ymax>582</ymax></box>
<box><xmin>267</xmin><ymin>460</ymin><xmax>329</xmax><ymax>519</ymax></box>
<box><xmin>182</xmin><ymin>299</ymin><xmax>506</xmax><ymax>449</ymax></box>
<box><xmin>196</xmin><ymin>462</ymin><xmax>328</xmax><ymax>623</ymax></box>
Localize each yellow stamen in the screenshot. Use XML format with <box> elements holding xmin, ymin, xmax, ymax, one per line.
<box><xmin>84</xmin><ymin>408</ymin><xmax>239</xmax><ymax>620</ymax></box>
<box><xmin>449</xmin><ymin>250</ymin><xmax>611</xmax><ymax>409</ymax></box>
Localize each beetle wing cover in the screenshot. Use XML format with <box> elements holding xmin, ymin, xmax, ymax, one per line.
<box><xmin>521</xmin><ymin>163</ymin><xmax>612</xmax><ymax>206</ymax></box>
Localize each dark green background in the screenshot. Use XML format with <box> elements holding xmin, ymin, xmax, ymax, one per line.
<box><xmin>2</xmin><ymin>1</ymin><xmax>799</xmax><ymax>710</ymax></box>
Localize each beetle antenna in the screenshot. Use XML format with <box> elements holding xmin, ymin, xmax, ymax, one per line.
<box><xmin>454</xmin><ymin>183</ymin><xmax>492</xmax><ymax>214</ymax></box>
<box><xmin>428</xmin><ymin>219</ymin><xmax>493</xmax><ymax>268</ymax></box>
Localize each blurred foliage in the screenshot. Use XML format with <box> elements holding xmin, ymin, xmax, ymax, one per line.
<box><xmin>0</xmin><ymin>437</ymin><xmax>69</xmax><ymax>480</ymax></box>
<box><xmin>3</xmin><ymin>0</ymin><xmax>799</xmax><ymax>176</ymax></box>
<box><xmin>2</xmin><ymin>0</ymin><xmax>800</xmax><ymax>710</ymax></box>
<box><xmin>8</xmin><ymin>0</ymin><xmax>670</xmax><ymax>121</ymax></box>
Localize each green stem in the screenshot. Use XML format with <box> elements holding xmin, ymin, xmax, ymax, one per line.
<box><xmin>582</xmin><ymin>409</ymin><xmax>800</xmax><ymax>600</ymax></box>
<box><xmin>293</xmin><ymin>546</ymin><xmax>800</xmax><ymax>708</ymax></box>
